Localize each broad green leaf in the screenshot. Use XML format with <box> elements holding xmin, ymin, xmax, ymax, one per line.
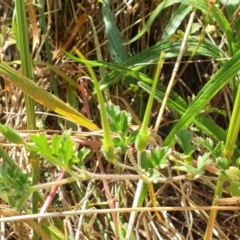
<box><xmin>150</xmin><ymin>147</ymin><xmax>170</xmax><ymax>169</ymax></box>
<box><xmin>219</xmin><ymin>166</ymin><xmax>240</xmax><ymax>196</ymax></box>
<box><xmin>126</xmin><ymin>129</ymin><xmax>139</xmax><ymax>145</ymax></box>
<box><xmin>225</xmin><ymin>182</ymin><xmax>240</xmax><ymax>196</ymax></box>
<box><xmin>141</xmin><ymin>147</ymin><xmax>170</xmax><ymax>169</ymax></box>
<box><xmin>225</xmin><ymin>166</ymin><xmax>240</xmax><ymax>181</ymax></box>
<box><xmin>176</xmin><ymin>130</ymin><xmax>197</xmax><ymax>155</ymax></box>
<box><xmin>29</xmin><ymin>134</ymin><xmax>59</xmax><ymax>165</ymax></box>
<box><xmin>164</xmin><ymin>49</ymin><xmax>240</xmax><ymax>146</ymax></box>
<box><xmin>0</xmin><ymin>62</ymin><xmax>99</xmax><ymax>131</ymax></box>
<box><xmin>30</xmin><ymin>132</ymin><xmax>78</xmax><ymax>169</ymax></box>
<box><xmin>77</xmin><ymin>147</ymin><xmax>91</xmax><ymax>167</ymax></box>
<box><xmin>0</xmin><ymin>163</ymin><xmax>31</xmax><ymax>210</ymax></box>
<box><xmin>148</xmin><ymin>169</ymin><xmax>160</xmax><ymax>183</ymax></box>
<box><xmin>193</xmin><ymin>137</ymin><xmax>214</xmax><ymax>152</ymax></box>
<box><xmin>105</xmin><ymin>104</ymin><xmax>132</xmax><ymax>138</ymax></box>
<box><xmin>213</xmin><ymin>142</ymin><xmax>225</xmax><ymax>157</ymax></box>
<box><xmin>173</xmin><ymin>160</ymin><xmax>200</xmax><ymax>175</ymax></box>
<box><xmin>197</xmin><ymin>152</ymin><xmax>212</xmax><ymax>173</ymax></box>
<box><xmin>216</xmin><ymin>157</ymin><xmax>229</xmax><ymax>170</ymax></box>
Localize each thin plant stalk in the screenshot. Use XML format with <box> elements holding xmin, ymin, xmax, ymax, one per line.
<box><xmin>14</xmin><ymin>1</ymin><xmax>38</xmax><ymax>239</ymax></box>
<box><xmin>75</xmin><ymin>49</ymin><xmax>114</xmax><ymax>162</ymax></box>
<box><xmin>135</xmin><ymin>52</ymin><xmax>165</xmax><ymax>158</ymax></box>
<box><xmin>204</xmin><ymin>69</ymin><xmax>240</xmax><ymax>239</ymax></box>
<box><xmin>154</xmin><ymin>9</ymin><xmax>196</xmax><ymax>133</ymax></box>
<box><xmin>126</xmin><ymin>52</ymin><xmax>165</xmax><ymax>238</ymax></box>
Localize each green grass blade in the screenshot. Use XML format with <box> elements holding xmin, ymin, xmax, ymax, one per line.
<box><xmin>162</xmin><ymin>4</ymin><xmax>192</xmax><ymax>41</ymax></box>
<box><xmin>0</xmin><ymin>62</ymin><xmax>99</xmax><ymax>131</ymax></box>
<box><xmin>65</xmin><ymin>52</ymin><xmax>153</xmax><ymax>85</ymax></box>
<box><xmin>66</xmin><ymin>36</ymin><xmax>224</xmax><ymax>89</ymax></box>
<box><xmin>125</xmin><ymin>0</ymin><xmax>233</xmax><ymax>55</ymax></box>
<box><xmin>102</xmin><ymin>0</ymin><xmax>129</xmax><ymax>63</ymax></box>
<box><xmin>101</xmin><ymin>0</ymin><xmax>135</xmax><ymax>87</ymax></box>
<box><xmin>14</xmin><ymin>0</ymin><xmax>36</xmax><ymax>129</ymax></box>
<box><xmin>34</xmin><ymin>60</ymin><xmax>82</xmax><ymax>90</ymax></box>
<box><xmin>224</xmin><ymin>79</ymin><xmax>240</xmax><ymax>159</ymax></box>
<box><xmin>125</xmin><ymin>0</ymin><xmax>181</xmax><ymax>44</ymax></box>
<box><xmin>99</xmin><ymin>37</ymin><xmax>225</xmax><ymax>90</ymax></box>
<box><xmin>14</xmin><ymin>2</ymin><xmax>38</xmax><ymax>238</ymax></box>
<box><xmin>138</xmin><ymin>82</ymin><xmax>226</xmax><ymax>142</ymax></box>
<box><xmin>164</xmin><ymin>49</ymin><xmax>240</xmax><ymax>146</ymax></box>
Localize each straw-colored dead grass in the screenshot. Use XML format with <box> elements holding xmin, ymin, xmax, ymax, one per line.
<box><xmin>0</xmin><ymin>0</ymin><xmax>239</xmax><ymax>239</ymax></box>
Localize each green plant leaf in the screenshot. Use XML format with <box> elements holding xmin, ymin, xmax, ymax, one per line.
<box><xmin>193</xmin><ymin>137</ymin><xmax>214</xmax><ymax>152</ymax></box>
<box><xmin>225</xmin><ymin>182</ymin><xmax>240</xmax><ymax>196</ymax></box>
<box><xmin>112</xmin><ymin>138</ymin><xmax>128</xmax><ymax>154</ymax></box>
<box><xmin>0</xmin><ymin>124</ymin><xmax>24</xmax><ymax>144</ymax></box>
<box><xmin>0</xmin><ymin>25</ymin><xmax>16</xmax><ymax>50</ymax></box>
<box><xmin>65</xmin><ymin>51</ymin><xmax>153</xmax><ymax>85</ymax></box>
<box><xmin>176</xmin><ymin>130</ymin><xmax>197</xmax><ymax>155</ymax></box>
<box><xmin>0</xmin><ymin>164</ymin><xmax>31</xmax><ymax>210</ymax></box>
<box><xmin>29</xmin><ymin>134</ymin><xmax>60</xmax><ymax>166</ymax></box>
<box><xmin>106</xmin><ymin>104</ymin><xmax>132</xmax><ymax>139</ymax></box>
<box><xmin>164</xmin><ymin>49</ymin><xmax>240</xmax><ymax>146</ymax></box>
<box><xmin>197</xmin><ymin>152</ymin><xmax>212</xmax><ymax>173</ymax></box>
<box><xmin>141</xmin><ymin>147</ymin><xmax>170</xmax><ymax>169</ymax></box>
<box><xmin>147</xmin><ymin>169</ymin><xmax>160</xmax><ymax>183</ymax></box>
<box><xmin>223</xmin><ymin>166</ymin><xmax>240</xmax><ymax>181</ymax></box>
<box><xmin>213</xmin><ymin>142</ymin><xmax>225</xmax><ymax>158</ymax></box>
<box><xmin>126</xmin><ymin>129</ymin><xmax>139</xmax><ymax>145</ymax></box>
<box><xmin>125</xmin><ymin>0</ymin><xmax>234</xmax><ymax>54</ymax></box>
<box><xmin>139</xmin><ymin>81</ymin><xmax>226</xmax><ymax>142</ymax></box>
<box><xmin>219</xmin><ymin>166</ymin><xmax>240</xmax><ymax>196</ymax></box>
<box><xmin>173</xmin><ymin>160</ymin><xmax>200</xmax><ymax>175</ymax></box>
<box><xmin>150</xmin><ymin>147</ymin><xmax>170</xmax><ymax>169</ymax></box>
<box><xmin>0</xmin><ymin>62</ymin><xmax>99</xmax><ymax>131</ymax></box>
<box><xmin>216</xmin><ymin>157</ymin><xmax>229</xmax><ymax>170</ymax></box>
<box><xmin>29</xmin><ymin>131</ymin><xmax>79</xmax><ymax>169</ymax></box>
<box><xmin>77</xmin><ymin>147</ymin><xmax>91</xmax><ymax>167</ymax></box>
<box><xmin>101</xmin><ymin>0</ymin><xmax>135</xmax><ymax>87</ymax></box>
<box><xmin>100</xmin><ymin>36</ymin><xmax>224</xmax><ymax>90</ymax></box>
<box><xmin>102</xmin><ymin>0</ymin><xmax>128</xmax><ymax>63</ymax></box>
<box><xmin>162</xmin><ymin>4</ymin><xmax>192</xmax><ymax>41</ymax></box>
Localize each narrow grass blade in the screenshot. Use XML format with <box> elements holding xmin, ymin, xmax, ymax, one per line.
<box><xmin>101</xmin><ymin>0</ymin><xmax>135</xmax><ymax>88</ymax></box>
<box><xmin>102</xmin><ymin>0</ymin><xmax>128</xmax><ymax>63</ymax></box>
<box><xmin>100</xmin><ymin>37</ymin><xmax>225</xmax><ymax>90</ymax></box>
<box><xmin>139</xmin><ymin>82</ymin><xmax>226</xmax><ymax>142</ymax></box>
<box><xmin>0</xmin><ymin>62</ymin><xmax>99</xmax><ymax>131</ymax></box>
<box><xmin>164</xmin><ymin>49</ymin><xmax>240</xmax><ymax>146</ymax></box>
<box><xmin>162</xmin><ymin>4</ymin><xmax>192</xmax><ymax>41</ymax></box>
<box><xmin>125</xmin><ymin>0</ymin><xmax>233</xmax><ymax>55</ymax></box>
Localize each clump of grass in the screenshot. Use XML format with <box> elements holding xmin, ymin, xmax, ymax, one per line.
<box><xmin>1</xmin><ymin>0</ymin><xmax>240</xmax><ymax>239</ymax></box>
